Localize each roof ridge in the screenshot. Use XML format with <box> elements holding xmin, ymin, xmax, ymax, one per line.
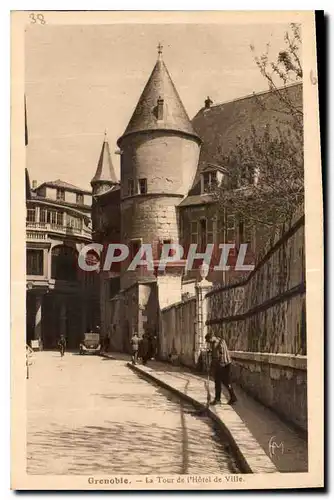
<box><xmin>195</xmin><ymin>81</ymin><xmax>303</xmax><ymax>117</ymax></box>
<box><xmin>35</xmin><ymin>179</ymin><xmax>92</xmax><ymax>193</ymax></box>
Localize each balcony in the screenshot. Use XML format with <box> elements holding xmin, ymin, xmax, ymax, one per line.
<box><xmin>26</xmin><ymin>221</ymin><xmax>91</xmax><ymax>240</ymax></box>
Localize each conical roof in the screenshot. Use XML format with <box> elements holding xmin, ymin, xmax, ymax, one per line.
<box><xmin>91</xmin><ymin>134</ymin><xmax>118</xmax><ymax>185</ymax></box>
<box><xmin>118</xmin><ymin>54</ymin><xmax>200</xmax><ymax>144</ymax></box>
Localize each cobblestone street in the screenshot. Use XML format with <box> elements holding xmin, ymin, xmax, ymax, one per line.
<box><xmin>27</xmin><ymin>352</ymin><xmax>239</xmax><ymax>475</ymax></box>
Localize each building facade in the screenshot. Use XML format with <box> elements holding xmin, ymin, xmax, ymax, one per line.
<box><xmin>90</xmin><ymin>49</ymin><xmax>302</xmax><ymax>356</ymax></box>
<box><xmin>26</xmin><ymin>177</ymin><xmax>100</xmax><ymax>349</ymax></box>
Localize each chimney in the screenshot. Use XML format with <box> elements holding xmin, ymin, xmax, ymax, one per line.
<box><xmin>157</xmin><ymin>96</ymin><xmax>164</xmax><ymax>120</ymax></box>
<box><xmin>32</xmin><ymin>180</ymin><xmax>37</xmax><ymax>189</ymax></box>
<box><xmin>205</xmin><ymin>96</ymin><xmax>213</xmax><ymax>109</ymax></box>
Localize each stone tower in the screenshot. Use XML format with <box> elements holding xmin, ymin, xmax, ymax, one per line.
<box><xmin>91</xmin><ymin>133</ymin><xmax>119</xmax><ymax>243</ymax></box>
<box><xmin>117</xmin><ymin>45</ymin><xmax>201</xmax><ymax>290</ymax></box>
<box><xmin>91</xmin><ymin>132</ymin><xmax>118</xmax><ymax>196</ymax></box>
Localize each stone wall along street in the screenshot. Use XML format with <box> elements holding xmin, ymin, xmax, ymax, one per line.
<box><xmin>159</xmin><ymin>207</ymin><xmax>307</xmax><ymax>431</ymax></box>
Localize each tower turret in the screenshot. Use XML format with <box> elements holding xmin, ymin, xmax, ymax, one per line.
<box><xmin>91</xmin><ymin>132</ymin><xmax>118</xmax><ymax>196</ymax></box>
<box><xmin>117</xmin><ymin>45</ymin><xmax>201</xmax><ymax>289</ymax></box>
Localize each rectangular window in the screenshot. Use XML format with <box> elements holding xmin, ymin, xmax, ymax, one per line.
<box><xmin>128</xmin><ymin>179</ymin><xmax>135</xmax><ymax>196</ymax></box>
<box><xmin>56</xmin><ymin>212</ymin><xmax>64</xmax><ymax>226</ymax></box>
<box><xmin>76</xmin><ymin>193</ymin><xmax>84</xmax><ymax>205</ymax></box>
<box><xmin>67</xmin><ymin>215</ymin><xmax>82</xmax><ymax>230</ymax></box>
<box><xmin>26</xmin><ymin>249</ymin><xmax>43</xmax><ymax>276</ymax></box>
<box><xmin>207</xmin><ymin>219</ymin><xmax>214</xmax><ymax>244</ymax></box>
<box><xmin>203</xmin><ymin>173</ymin><xmax>210</xmax><ymax>193</ymax></box>
<box><xmin>226</xmin><ymin>215</ymin><xmax>235</xmax><ymax>243</ymax></box>
<box><xmin>199</xmin><ymin>219</ymin><xmax>207</xmax><ymax>250</ymax></box>
<box><xmin>202</xmin><ymin>171</ymin><xmax>218</xmax><ymax>193</ymax></box>
<box><xmin>26</xmin><ymin>209</ymin><xmax>35</xmax><ymax>223</ymax></box>
<box><xmin>76</xmin><ymin>217</ymin><xmax>82</xmax><ymax>230</ymax></box>
<box><xmin>210</xmin><ymin>171</ymin><xmax>218</xmax><ymax>188</ymax></box>
<box><xmin>190</xmin><ymin>221</ymin><xmax>198</xmax><ymax>244</ymax></box>
<box><xmin>48</xmin><ymin>211</ymin><xmax>57</xmax><ymax>224</ymax></box>
<box><xmin>40</xmin><ymin>209</ymin><xmax>47</xmax><ymax>223</ymax></box>
<box><xmin>139</xmin><ymin>178</ymin><xmax>147</xmax><ymax>194</ymax></box>
<box><xmin>56</xmin><ymin>188</ymin><xmax>65</xmax><ymax>201</ymax></box>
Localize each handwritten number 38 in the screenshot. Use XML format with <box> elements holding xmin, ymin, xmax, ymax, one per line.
<box><xmin>30</xmin><ymin>13</ymin><xmax>46</xmax><ymax>25</ymax></box>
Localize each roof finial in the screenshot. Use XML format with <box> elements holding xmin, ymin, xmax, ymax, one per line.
<box><xmin>157</xmin><ymin>42</ymin><xmax>163</xmax><ymax>60</ymax></box>
<box><xmin>104</xmin><ymin>129</ymin><xmax>107</xmax><ymax>141</ymax></box>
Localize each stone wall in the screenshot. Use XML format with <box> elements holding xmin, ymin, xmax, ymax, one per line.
<box><xmin>206</xmin><ymin>211</ymin><xmax>306</xmax><ymax>355</ymax></box>
<box><xmin>205</xmin><ymin>210</ymin><xmax>307</xmax><ymax>431</ymax></box>
<box><xmin>120</xmin><ymin>195</ymin><xmax>182</xmax><ymax>289</ymax></box>
<box><xmin>157</xmin><ymin>209</ymin><xmax>307</xmax><ymax>431</ymax></box>
<box><xmin>230</xmin><ymin>351</ymin><xmax>307</xmax><ymax>432</ymax></box>
<box><xmin>160</xmin><ymin>297</ymin><xmax>197</xmax><ymax>367</ymax></box>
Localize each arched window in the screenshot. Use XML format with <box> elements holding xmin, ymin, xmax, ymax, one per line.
<box><xmin>51</xmin><ymin>245</ymin><xmax>78</xmax><ymax>281</ymax></box>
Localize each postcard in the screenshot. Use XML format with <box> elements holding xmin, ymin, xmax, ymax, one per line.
<box><xmin>11</xmin><ymin>10</ymin><xmax>323</xmax><ymax>490</ymax></box>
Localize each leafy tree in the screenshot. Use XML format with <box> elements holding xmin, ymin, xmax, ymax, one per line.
<box><xmin>251</xmin><ymin>22</ymin><xmax>303</xmax><ymax>133</ymax></box>
<box><xmin>214</xmin><ymin>24</ymin><xmax>303</xmax><ymax>230</ymax></box>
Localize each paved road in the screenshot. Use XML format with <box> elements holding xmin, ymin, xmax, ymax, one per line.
<box><xmin>27</xmin><ymin>352</ymin><xmax>239</xmax><ymax>475</ymax></box>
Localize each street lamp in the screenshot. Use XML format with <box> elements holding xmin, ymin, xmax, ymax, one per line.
<box><xmin>199</xmin><ymin>261</ymin><xmax>209</xmax><ymax>281</ymax></box>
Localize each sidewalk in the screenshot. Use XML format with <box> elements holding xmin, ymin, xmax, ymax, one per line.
<box><xmin>103</xmin><ymin>353</ymin><xmax>308</xmax><ymax>474</ymax></box>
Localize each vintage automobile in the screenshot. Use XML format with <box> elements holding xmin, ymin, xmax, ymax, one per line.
<box><xmin>79</xmin><ymin>332</ymin><xmax>101</xmax><ymax>355</ymax></box>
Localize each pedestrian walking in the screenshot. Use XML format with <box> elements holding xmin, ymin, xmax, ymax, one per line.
<box><xmin>205</xmin><ymin>332</ymin><xmax>237</xmax><ymax>406</ymax></box>
<box><xmin>151</xmin><ymin>334</ymin><xmax>158</xmax><ymax>360</ymax></box>
<box><xmin>140</xmin><ymin>333</ymin><xmax>150</xmax><ymax>365</ymax></box>
<box><xmin>103</xmin><ymin>335</ymin><xmax>110</xmax><ymax>353</ymax></box>
<box><xmin>130</xmin><ymin>331</ymin><xmax>139</xmax><ymax>365</ymax></box>
<box><xmin>58</xmin><ymin>334</ymin><xmax>66</xmax><ymax>357</ymax></box>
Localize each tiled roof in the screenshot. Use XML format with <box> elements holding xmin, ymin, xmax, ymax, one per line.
<box><xmin>91</xmin><ymin>136</ymin><xmax>118</xmax><ymax>185</ymax></box>
<box><xmin>38</xmin><ymin>179</ymin><xmax>92</xmax><ymax>194</ymax></box>
<box><xmin>118</xmin><ymin>56</ymin><xmax>200</xmax><ymax>144</ymax></box>
<box><xmin>94</xmin><ymin>185</ymin><xmax>121</xmax><ymax>202</ymax></box>
<box><xmin>178</xmin><ymin>194</ymin><xmax>215</xmax><ymax>207</ymax></box>
<box><xmin>95</xmin><ymin>185</ymin><xmax>121</xmax><ymax>206</ymax></box>
<box><xmin>31</xmin><ymin>195</ymin><xmax>91</xmax><ymax>213</ymax></box>
<box><xmin>189</xmin><ymin>83</ymin><xmax>303</xmax><ymax>195</ymax></box>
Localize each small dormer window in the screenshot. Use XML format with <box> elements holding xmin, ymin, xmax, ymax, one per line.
<box><xmin>203</xmin><ymin>173</ymin><xmax>210</xmax><ymax>193</ymax></box>
<box><xmin>202</xmin><ymin>171</ymin><xmax>218</xmax><ymax>193</ymax></box>
<box><xmin>57</xmin><ymin>188</ymin><xmax>65</xmax><ymax>201</ymax></box>
<box><xmin>157</xmin><ymin>96</ymin><xmax>164</xmax><ymax>120</ymax></box>
<box><xmin>76</xmin><ymin>193</ymin><xmax>84</xmax><ymax>205</ymax></box>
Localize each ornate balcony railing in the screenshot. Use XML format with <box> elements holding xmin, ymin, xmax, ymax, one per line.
<box><xmin>26</xmin><ymin>221</ymin><xmax>92</xmax><ymax>240</ymax></box>
<box><xmin>26</xmin><ymin>230</ymin><xmax>47</xmax><ymax>240</ymax></box>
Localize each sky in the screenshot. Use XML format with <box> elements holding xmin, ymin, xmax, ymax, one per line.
<box><xmin>25</xmin><ymin>22</ymin><xmax>292</xmax><ymax>190</ymax></box>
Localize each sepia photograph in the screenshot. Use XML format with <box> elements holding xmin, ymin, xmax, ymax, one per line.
<box><xmin>11</xmin><ymin>10</ymin><xmax>323</xmax><ymax>490</ymax></box>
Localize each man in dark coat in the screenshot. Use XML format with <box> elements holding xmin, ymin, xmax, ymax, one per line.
<box><xmin>140</xmin><ymin>333</ymin><xmax>150</xmax><ymax>365</ymax></box>
<box><xmin>58</xmin><ymin>334</ymin><xmax>66</xmax><ymax>357</ymax></box>
<box><xmin>206</xmin><ymin>333</ymin><xmax>237</xmax><ymax>405</ymax></box>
